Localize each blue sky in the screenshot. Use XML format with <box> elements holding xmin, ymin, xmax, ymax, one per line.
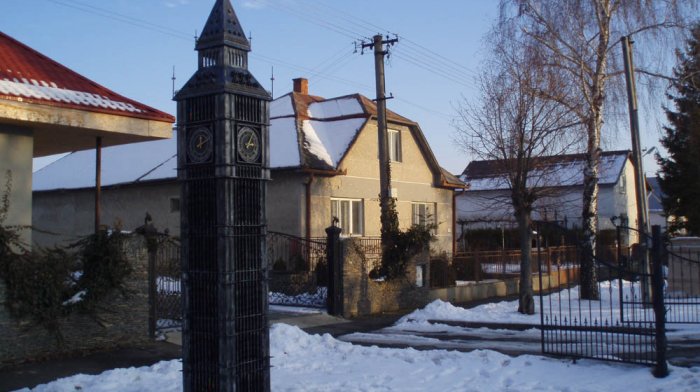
<box><xmin>2</xmin><ymin>0</ymin><xmax>667</xmax><ymax>175</ymax></box>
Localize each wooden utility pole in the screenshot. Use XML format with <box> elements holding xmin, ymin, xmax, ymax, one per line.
<box><xmin>360</xmin><ymin>34</ymin><xmax>398</xmax><ymax>238</ymax></box>
<box><xmin>622</xmin><ymin>36</ymin><xmax>650</xmax><ymax>236</ymax></box>
<box><xmin>622</xmin><ymin>36</ymin><xmax>652</xmax><ymax>302</ymax></box>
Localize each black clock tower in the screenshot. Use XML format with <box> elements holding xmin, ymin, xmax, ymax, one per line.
<box><xmin>174</xmin><ymin>1</ymin><xmax>271</xmax><ymax>391</ymax></box>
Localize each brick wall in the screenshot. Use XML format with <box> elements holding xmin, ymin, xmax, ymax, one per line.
<box><xmin>0</xmin><ymin>236</ymin><xmax>150</xmax><ymax>367</ymax></box>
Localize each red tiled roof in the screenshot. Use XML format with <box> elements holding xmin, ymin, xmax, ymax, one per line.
<box><xmin>0</xmin><ymin>32</ymin><xmax>174</xmax><ymax>123</ymax></box>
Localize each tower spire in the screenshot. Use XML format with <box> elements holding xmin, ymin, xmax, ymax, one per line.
<box><xmin>196</xmin><ymin>0</ymin><xmax>250</xmax><ymax>51</ymax></box>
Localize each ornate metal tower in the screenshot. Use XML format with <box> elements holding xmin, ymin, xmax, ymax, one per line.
<box><xmin>174</xmin><ymin>1</ymin><xmax>271</xmax><ymax>390</ymax></box>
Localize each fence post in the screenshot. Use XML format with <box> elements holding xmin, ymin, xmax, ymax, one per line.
<box><xmin>326</xmin><ymin>224</ymin><xmax>342</xmax><ymax>316</ymax></box>
<box><xmin>651</xmin><ymin>225</ymin><xmax>668</xmax><ymax>378</ymax></box>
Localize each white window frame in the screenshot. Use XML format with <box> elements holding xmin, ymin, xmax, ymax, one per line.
<box><xmin>331</xmin><ymin>198</ymin><xmax>364</xmax><ymax>236</ymax></box>
<box><xmin>412</xmin><ymin>202</ymin><xmax>436</xmax><ymax>232</ymax></box>
<box><xmin>388</xmin><ymin>129</ymin><xmax>402</xmax><ymax>162</ymax></box>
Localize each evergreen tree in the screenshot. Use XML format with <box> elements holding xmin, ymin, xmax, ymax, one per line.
<box><xmin>658</xmin><ymin>24</ymin><xmax>700</xmax><ymax>236</ymax></box>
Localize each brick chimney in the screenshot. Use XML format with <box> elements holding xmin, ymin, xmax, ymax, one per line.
<box><xmin>293</xmin><ymin>77</ymin><xmax>308</xmax><ymax>95</ymax></box>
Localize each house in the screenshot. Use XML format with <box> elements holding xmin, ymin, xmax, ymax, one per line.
<box><xmin>33</xmin><ymin>78</ymin><xmax>464</xmax><ymax>254</ymax></box>
<box><xmin>0</xmin><ymin>32</ymin><xmax>174</xmax><ymax>246</ymax></box>
<box><xmin>456</xmin><ymin>151</ymin><xmax>642</xmax><ymax>245</ymax></box>
<box><xmin>647</xmin><ymin>176</ymin><xmax>669</xmax><ymax>232</ymax></box>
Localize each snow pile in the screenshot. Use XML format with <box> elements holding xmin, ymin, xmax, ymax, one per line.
<box><xmin>19</xmin><ymin>323</ymin><xmax>700</xmax><ymax>392</ymax></box>
<box><xmin>268</xmin><ymin>287</ymin><xmax>327</xmax><ymax>308</ymax></box>
<box><xmin>398</xmin><ymin>298</ymin><xmax>541</xmax><ymax>326</ymax></box>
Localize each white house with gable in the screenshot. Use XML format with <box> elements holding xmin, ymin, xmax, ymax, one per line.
<box><xmin>456</xmin><ymin>151</ymin><xmax>643</xmax><ymax>245</ymax></box>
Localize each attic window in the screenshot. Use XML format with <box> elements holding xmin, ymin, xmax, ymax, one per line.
<box><xmin>388</xmin><ymin>129</ymin><xmax>402</xmax><ymax>162</ymax></box>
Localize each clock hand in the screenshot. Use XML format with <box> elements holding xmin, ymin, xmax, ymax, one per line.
<box><xmin>196</xmin><ymin>135</ymin><xmax>209</xmax><ymax>149</ymax></box>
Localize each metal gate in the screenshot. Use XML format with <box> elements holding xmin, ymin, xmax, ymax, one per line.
<box><xmin>148</xmin><ymin>231</ymin><xmax>330</xmax><ymax>334</ymax></box>
<box><xmin>267</xmin><ymin>231</ymin><xmax>328</xmax><ymax>308</ymax></box>
<box><xmin>537</xmin><ymin>222</ymin><xmax>670</xmax><ymax>375</ymax></box>
<box><xmin>150</xmin><ymin>236</ymin><xmax>182</xmax><ymax>332</ymax></box>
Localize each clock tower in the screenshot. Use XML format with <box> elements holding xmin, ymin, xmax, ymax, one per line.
<box><xmin>174</xmin><ymin>1</ymin><xmax>271</xmax><ymax>391</ymax></box>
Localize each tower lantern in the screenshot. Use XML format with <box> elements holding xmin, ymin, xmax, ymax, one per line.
<box><xmin>174</xmin><ymin>0</ymin><xmax>271</xmax><ymax>390</ymax></box>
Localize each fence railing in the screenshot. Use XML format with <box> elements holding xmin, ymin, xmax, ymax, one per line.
<box><xmin>430</xmin><ymin>245</ymin><xmax>625</xmax><ymax>287</ymax></box>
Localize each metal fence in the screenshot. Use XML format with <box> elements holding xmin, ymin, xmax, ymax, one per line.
<box><xmin>151</xmin><ymin>236</ymin><xmax>182</xmax><ymax>332</ymax></box>
<box><xmin>538</xmin><ymin>222</ymin><xmax>668</xmax><ymax>376</ymax></box>
<box><xmin>267</xmin><ymin>232</ymin><xmax>327</xmax><ymax>308</ymax></box>
<box><xmin>665</xmin><ymin>245</ymin><xmax>700</xmax><ymax>323</ymax></box>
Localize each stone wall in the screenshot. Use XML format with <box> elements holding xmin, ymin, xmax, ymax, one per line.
<box><xmin>0</xmin><ymin>235</ymin><xmax>151</xmax><ymax>367</ymax></box>
<box><xmin>340</xmin><ymin>239</ymin><xmax>430</xmax><ymax>317</ymax></box>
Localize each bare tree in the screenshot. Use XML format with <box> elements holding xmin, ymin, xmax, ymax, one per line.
<box><xmin>499</xmin><ymin>0</ymin><xmax>697</xmax><ymax>299</ymax></box>
<box><xmin>454</xmin><ymin>30</ymin><xmax>580</xmax><ymax>314</ymax></box>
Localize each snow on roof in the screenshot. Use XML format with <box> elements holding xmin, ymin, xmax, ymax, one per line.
<box><xmin>0</xmin><ymin>78</ymin><xmax>144</xmax><ymax>113</ymax></box>
<box><xmin>307</xmin><ymin>97</ymin><xmax>364</xmax><ymax>119</ymax></box>
<box><xmin>302</xmin><ymin>119</ymin><xmax>366</xmax><ymax>168</ymax></box>
<box><xmin>33</xmin><ymin>135</ymin><xmax>176</xmax><ymax>191</ymax></box>
<box><xmin>270</xmin><ymin>117</ymin><xmax>301</xmax><ymax>168</ymax></box>
<box><xmin>463</xmin><ymin>152</ymin><xmax>628</xmax><ymax>191</ymax></box>
<box><xmin>0</xmin><ymin>32</ymin><xmax>173</xmax><ymax>123</ymax></box>
<box><xmin>270</xmin><ymin>94</ymin><xmax>295</xmax><ymax>118</ymax></box>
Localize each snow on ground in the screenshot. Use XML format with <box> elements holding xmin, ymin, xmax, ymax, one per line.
<box><xmin>17</xmin><ymin>323</ymin><xmax>700</xmax><ymax>392</ymax></box>
<box><xmin>15</xmin><ymin>285</ymin><xmax>700</xmax><ymax>391</ymax></box>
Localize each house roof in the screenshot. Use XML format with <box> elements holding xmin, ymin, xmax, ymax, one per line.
<box><xmin>34</xmin><ymin>88</ymin><xmax>465</xmax><ymax>191</ymax></box>
<box><xmin>461</xmin><ymin>151</ymin><xmax>630</xmax><ymax>191</ymax></box>
<box><xmin>0</xmin><ymin>32</ymin><xmax>174</xmax><ymax>123</ymax></box>
<box><xmin>647</xmin><ymin>176</ymin><xmax>664</xmax><ymax>212</ymax></box>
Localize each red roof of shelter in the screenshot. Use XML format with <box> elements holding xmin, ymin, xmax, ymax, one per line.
<box><xmin>0</xmin><ymin>32</ymin><xmax>174</xmax><ymax>123</ymax></box>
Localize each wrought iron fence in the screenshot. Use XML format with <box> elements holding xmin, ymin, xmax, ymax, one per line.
<box><xmin>538</xmin><ymin>221</ymin><xmax>666</xmax><ymax>375</ymax></box>
<box><xmin>664</xmin><ymin>245</ymin><xmax>700</xmax><ymax>323</ymax></box>
<box><xmin>267</xmin><ymin>232</ymin><xmax>327</xmax><ymax>308</ymax></box>
<box><xmin>152</xmin><ymin>236</ymin><xmax>182</xmax><ymax>331</ymax></box>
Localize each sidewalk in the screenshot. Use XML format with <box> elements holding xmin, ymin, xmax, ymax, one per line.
<box><xmin>0</xmin><ymin>309</ymin><xmax>404</xmax><ymax>391</ymax></box>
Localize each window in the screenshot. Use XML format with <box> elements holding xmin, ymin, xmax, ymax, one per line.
<box><xmin>388</xmin><ymin>129</ymin><xmax>402</xmax><ymax>162</ymax></box>
<box><xmin>170</xmin><ymin>197</ymin><xmax>181</xmax><ymax>213</ymax></box>
<box><xmin>412</xmin><ymin>202</ymin><xmax>436</xmax><ymax>233</ymax></box>
<box><xmin>331</xmin><ymin>198</ymin><xmax>364</xmax><ymax>236</ymax></box>
<box><xmin>619</xmin><ymin>173</ymin><xmax>626</xmax><ymax>194</ymax></box>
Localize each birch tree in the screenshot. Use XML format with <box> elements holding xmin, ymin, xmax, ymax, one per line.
<box><xmin>499</xmin><ymin>0</ymin><xmax>696</xmax><ymax>299</ymax></box>
<box><xmin>454</xmin><ymin>30</ymin><xmax>580</xmax><ymax>314</ymax></box>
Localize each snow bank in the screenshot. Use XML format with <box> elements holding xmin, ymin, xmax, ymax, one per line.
<box><xmin>21</xmin><ymin>323</ymin><xmax>700</xmax><ymax>392</ymax></box>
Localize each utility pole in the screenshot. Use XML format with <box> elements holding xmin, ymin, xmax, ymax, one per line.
<box><xmin>622</xmin><ymin>36</ymin><xmax>652</xmax><ymax>301</ymax></box>
<box><xmin>359</xmin><ymin>34</ymin><xmax>398</xmax><ymax>242</ymax></box>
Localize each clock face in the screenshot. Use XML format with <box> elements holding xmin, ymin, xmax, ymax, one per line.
<box><xmin>187</xmin><ymin>127</ymin><xmax>213</xmax><ymax>164</ymax></box>
<box><xmin>237</xmin><ymin>126</ymin><xmax>260</xmax><ymax>164</ymax></box>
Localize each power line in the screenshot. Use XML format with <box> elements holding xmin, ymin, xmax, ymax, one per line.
<box><xmin>43</xmin><ymin>0</ymin><xmax>460</xmax><ymax>122</ymax></box>
<box><xmin>45</xmin><ymin>0</ymin><xmax>192</xmax><ymax>41</ymax></box>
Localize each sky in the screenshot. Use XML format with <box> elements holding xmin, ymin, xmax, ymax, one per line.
<box><xmin>2</xmin><ymin>0</ymin><xmax>675</xmax><ymax>175</ymax></box>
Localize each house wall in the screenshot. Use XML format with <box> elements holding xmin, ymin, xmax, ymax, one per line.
<box><xmin>308</xmin><ymin>121</ymin><xmax>455</xmax><ymax>254</ymax></box>
<box><xmin>267</xmin><ymin>172</ymin><xmax>305</xmax><ymax>236</ymax></box>
<box><xmin>32</xmin><ymin>181</ymin><xmax>180</xmax><ymax>247</ymax></box>
<box><xmin>0</xmin><ymin>127</ymin><xmax>33</xmax><ymax>246</ymax></box>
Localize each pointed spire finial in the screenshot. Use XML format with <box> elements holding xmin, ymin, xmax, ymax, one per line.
<box><xmin>196</xmin><ymin>0</ymin><xmax>250</xmax><ymax>51</ymax></box>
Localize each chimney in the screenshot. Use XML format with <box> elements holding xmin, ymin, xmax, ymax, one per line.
<box><xmin>293</xmin><ymin>78</ymin><xmax>308</xmax><ymax>95</ymax></box>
